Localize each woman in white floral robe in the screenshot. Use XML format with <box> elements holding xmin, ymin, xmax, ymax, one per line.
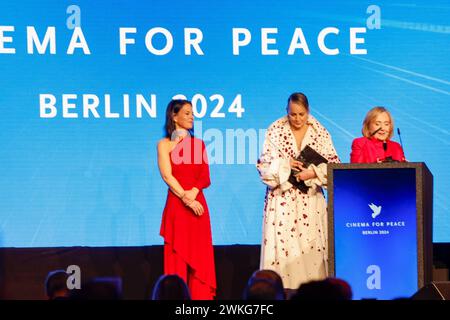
<box><xmin>256</xmin><ymin>98</ymin><xmax>340</xmax><ymax>290</ymax></box>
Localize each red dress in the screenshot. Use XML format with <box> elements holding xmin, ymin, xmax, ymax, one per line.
<box><xmin>350</xmin><ymin>136</ymin><xmax>405</xmax><ymax>163</ymax></box>
<box><xmin>160</xmin><ymin>137</ymin><xmax>216</xmax><ymax>300</ymax></box>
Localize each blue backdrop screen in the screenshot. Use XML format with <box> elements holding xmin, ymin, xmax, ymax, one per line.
<box><xmin>0</xmin><ymin>0</ymin><xmax>449</xmax><ymax>247</ymax></box>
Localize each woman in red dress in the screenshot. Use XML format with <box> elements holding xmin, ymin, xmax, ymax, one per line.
<box><xmin>157</xmin><ymin>99</ymin><xmax>216</xmax><ymax>300</ymax></box>
<box><xmin>351</xmin><ymin>106</ymin><xmax>405</xmax><ymax>163</ymax></box>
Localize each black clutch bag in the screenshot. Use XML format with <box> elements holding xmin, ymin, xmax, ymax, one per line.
<box><xmin>288</xmin><ymin>145</ymin><xmax>328</xmax><ymax>193</ymax></box>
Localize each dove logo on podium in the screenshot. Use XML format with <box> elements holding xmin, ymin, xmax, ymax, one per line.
<box><xmin>368</xmin><ymin>203</ymin><xmax>382</xmax><ymax>219</ymax></box>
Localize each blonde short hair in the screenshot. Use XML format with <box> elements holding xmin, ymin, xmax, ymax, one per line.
<box><xmin>362</xmin><ymin>106</ymin><xmax>394</xmax><ymax>139</ymax></box>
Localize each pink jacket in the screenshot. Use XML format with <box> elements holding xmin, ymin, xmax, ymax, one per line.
<box><xmin>350</xmin><ymin>137</ymin><xmax>405</xmax><ymax>163</ymax></box>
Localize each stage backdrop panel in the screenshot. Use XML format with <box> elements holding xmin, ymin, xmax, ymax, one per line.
<box><xmin>0</xmin><ymin>0</ymin><xmax>449</xmax><ymax>247</ymax></box>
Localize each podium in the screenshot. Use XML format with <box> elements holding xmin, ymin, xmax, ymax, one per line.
<box><xmin>327</xmin><ymin>162</ymin><xmax>433</xmax><ymax>300</ymax></box>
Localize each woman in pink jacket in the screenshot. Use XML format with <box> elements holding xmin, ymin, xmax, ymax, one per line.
<box><xmin>351</xmin><ymin>107</ymin><xmax>405</xmax><ymax>163</ymax></box>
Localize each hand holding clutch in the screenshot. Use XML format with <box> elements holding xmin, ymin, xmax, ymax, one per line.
<box><xmin>294</xmin><ymin>168</ymin><xmax>316</xmax><ymax>181</ymax></box>
<box><xmin>288</xmin><ymin>145</ymin><xmax>327</xmax><ymax>193</ymax></box>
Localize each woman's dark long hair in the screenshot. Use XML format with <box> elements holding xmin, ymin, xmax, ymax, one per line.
<box><xmin>164</xmin><ymin>99</ymin><xmax>194</xmax><ymax>138</ymax></box>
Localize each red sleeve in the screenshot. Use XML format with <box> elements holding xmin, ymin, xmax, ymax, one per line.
<box><xmin>350</xmin><ymin>138</ymin><xmax>365</xmax><ymax>163</ymax></box>
<box><xmin>193</xmin><ymin>140</ymin><xmax>211</xmax><ymax>190</ymax></box>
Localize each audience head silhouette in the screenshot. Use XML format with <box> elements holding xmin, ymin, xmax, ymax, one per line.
<box><xmin>243</xmin><ymin>269</ymin><xmax>285</xmax><ymax>300</ymax></box>
<box><xmin>291</xmin><ymin>277</ymin><xmax>353</xmax><ymax>300</ymax></box>
<box><xmin>70</xmin><ymin>277</ymin><xmax>122</xmax><ymax>300</ymax></box>
<box><xmin>152</xmin><ymin>274</ymin><xmax>191</xmax><ymax>300</ymax></box>
<box><xmin>45</xmin><ymin>270</ymin><xmax>70</xmax><ymax>300</ymax></box>
<box><xmin>249</xmin><ymin>269</ymin><xmax>286</xmax><ymax>300</ymax></box>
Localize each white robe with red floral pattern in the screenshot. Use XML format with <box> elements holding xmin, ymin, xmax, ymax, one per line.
<box><xmin>256</xmin><ymin>115</ymin><xmax>340</xmax><ymax>289</ymax></box>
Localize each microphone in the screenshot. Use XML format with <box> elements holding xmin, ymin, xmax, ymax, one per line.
<box><xmin>383</xmin><ymin>141</ymin><xmax>387</xmax><ymax>151</ymax></box>
<box><xmin>397</xmin><ymin>128</ymin><xmax>404</xmax><ymax>150</ymax></box>
<box><xmin>370</xmin><ymin>127</ymin><xmax>381</xmax><ymax>137</ymax></box>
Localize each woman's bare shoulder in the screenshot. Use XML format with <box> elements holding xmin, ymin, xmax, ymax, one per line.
<box><xmin>157</xmin><ymin>138</ymin><xmax>171</xmax><ymax>151</ymax></box>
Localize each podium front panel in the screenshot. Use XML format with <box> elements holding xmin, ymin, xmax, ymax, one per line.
<box><xmin>332</xmin><ymin>167</ymin><xmax>418</xmax><ymax>299</ymax></box>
